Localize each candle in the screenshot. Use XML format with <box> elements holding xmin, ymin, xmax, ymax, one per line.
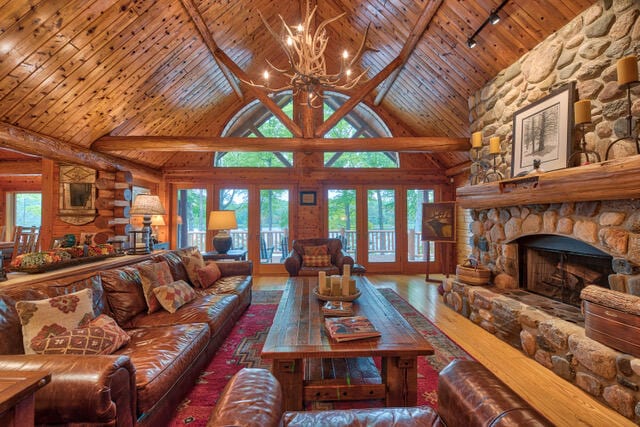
<box><xmin>318</xmin><ymin>271</ymin><xmax>327</xmax><ymax>294</ymax></box>
<box><xmin>471</xmin><ymin>131</ymin><xmax>482</xmax><ymax>148</ymax></box>
<box><xmin>341</xmin><ymin>275</ymin><xmax>350</xmax><ymax>296</ymax></box>
<box><xmin>330</xmin><ymin>276</ymin><xmax>341</xmax><ymax>296</ymax></box>
<box><xmin>349</xmin><ymin>278</ymin><xmax>356</xmax><ymax>295</ymax></box>
<box><xmin>489</xmin><ymin>137</ymin><xmax>501</xmax><ymax>154</ymax></box>
<box><xmin>343</xmin><ymin>264</ymin><xmax>350</xmax><ymax>278</ymax></box>
<box><xmin>574</xmin><ymin>99</ymin><xmax>592</xmax><ymax>125</ymax></box>
<box><xmin>617</xmin><ymin>55</ymin><xmax>638</xmax><ymax>86</ymax></box>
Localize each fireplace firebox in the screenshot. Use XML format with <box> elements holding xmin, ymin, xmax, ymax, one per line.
<box><xmin>517</xmin><ymin>235</ymin><xmax>613</xmax><ymax>307</ymax></box>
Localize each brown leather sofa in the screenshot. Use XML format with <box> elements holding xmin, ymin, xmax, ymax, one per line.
<box><xmin>284</xmin><ymin>238</ymin><xmax>354</xmax><ymax>276</ymax></box>
<box><xmin>208</xmin><ymin>360</ymin><xmax>553</xmax><ymax>427</ymax></box>
<box><xmin>0</xmin><ymin>249</ymin><xmax>252</xmax><ymax>427</ymax></box>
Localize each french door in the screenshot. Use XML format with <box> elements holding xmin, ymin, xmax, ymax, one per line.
<box><xmin>326</xmin><ymin>186</ymin><xmax>439</xmax><ymax>273</ymax></box>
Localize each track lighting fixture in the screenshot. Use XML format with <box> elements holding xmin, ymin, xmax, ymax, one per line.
<box><xmin>466</xmin><ymin>0</ymin><xmax>508</xmax><ymax>49</ymax></box>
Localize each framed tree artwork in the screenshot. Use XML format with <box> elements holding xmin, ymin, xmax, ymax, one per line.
<box><xmin>511</xmin><ymin>82</ymin><xmax>574</xmax><ymax>177</ymax></box>
<box><xmin>421</xmin><ymin>202</ymin><xmax>456</xmax><ymax>243</ymax></box>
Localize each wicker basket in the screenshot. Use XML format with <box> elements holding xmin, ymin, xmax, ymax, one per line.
<box><xmin>456</xmin><ymin>262</ymin><xmax>491</xmax><ymax>286</ymax></box>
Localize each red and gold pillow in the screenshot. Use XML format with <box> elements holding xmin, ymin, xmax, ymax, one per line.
<box><xmin>153</xmin><ymin>280</ymin><xmax>198</xmax><ymax>313</ymax></box>
<box><xmin>179</xmin><ymin>249</ymin><xmax>206</xmax><ymax>288</ymax></box>
<box><xmin>303</xmin><ymin>254</ymin><xmax>332</xmax><ymax>267</ymax></box>
<box><xmin>30</xmin><ymin>314</ymin><xmax>130</xmax><ymax>355</ymax></box>
<box><xmin>15</xmin><ymin>288</ymin><xmax>95</xmax><ymax>354</ymax></box>
<box><xmin>304</xmin><ymin>245</ymin><xmax>329</xmax><ymax>256</ymax></box>
<box><xmin>137</xmin><ymin>261</ymin><xmax>175</xmax><ymax>314</ymax></box>
<box><xmin>196</xmin><ymin>262</ymin><xmax>222</xmax><ymax>289</ymax></box>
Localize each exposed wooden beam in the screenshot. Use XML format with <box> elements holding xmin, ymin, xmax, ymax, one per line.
<box><xmin>0</xmin><ymin>160</ymin><xmax>42</xmax><ymax>176</ymax></box>
<box><xmin>0</xmin><ymin>123</ymin><xmax>161</xmax><ymax>181</ymax></box>
<box><xmin>374</xmin><ymin>0</ymin><xmax>444</xmax><ymax>106</ymax></box>
<box><xmin>92</xmin><ymin>135</ymin><xmax>469</xmax><ymax>153</ymax></box>
<box><xmin>179</xmin><ymin>0</ymin><xmax>243</xmax><ymax>100</ymax></box>
<box><xmin>315</xmin><ymin>56</ymin><xmax>404</xmax><ymax>137</ymax></box>
<box><xmin>179</xmin><ymin>0</ymin><xmax>303</xmax><ymax>138</ymax></box>
<box><xmin>445</xmin><ymin>160</ymin><xmax>471</xmax><ymax>177</ymax></box>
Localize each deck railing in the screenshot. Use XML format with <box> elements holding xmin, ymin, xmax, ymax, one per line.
<box><xmin>184</xmin><ymin>229</ymin><xmax>427</xmax><ymax>261</ymax></box>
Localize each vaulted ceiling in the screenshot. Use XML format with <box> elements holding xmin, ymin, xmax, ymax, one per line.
<box><xmin>0</xmin><ymin>0</ymin><xmax>595</xmax><ymax>172</ymax></box>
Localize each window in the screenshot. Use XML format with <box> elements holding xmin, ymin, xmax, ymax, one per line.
<box><xmin>216</xmin><ymin>91</ymin><xmax>397</xmax><ymax>168</ymax></box>
<box><xmin>14</xmin><ymin>193</ymin><xmax>42</xmax><ymax>227</ymax></box>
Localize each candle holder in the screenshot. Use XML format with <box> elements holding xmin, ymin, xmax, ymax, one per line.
<box><xmin>605</xmin><ymin>80</ymin><xmax>639</xmax><ymax>160</ymax></box>
<box><xmin>568</xmin><ymin>122</ymin><xmax>601</xmax><ymax>166</ymax></box>
<box><xmin>484</xmin><ymin>151</ymin><xmax>504</xmax><ymax>182</ymax></box>
<box><xmin>469</xmin><ymin>146</ymin><xmax>489</xmax><ymax>184</ymax></box>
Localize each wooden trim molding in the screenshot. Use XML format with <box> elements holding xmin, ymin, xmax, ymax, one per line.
<box><xmin>456</xmin><ymin>155</ymin><xmax>640</xmax><ymax>209</ymax></box>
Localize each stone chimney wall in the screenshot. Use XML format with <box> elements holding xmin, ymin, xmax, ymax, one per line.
<box><xmin>468</xmin><ymin>0</ymin><xmax>640</xmax><ymax>183</ymax></box>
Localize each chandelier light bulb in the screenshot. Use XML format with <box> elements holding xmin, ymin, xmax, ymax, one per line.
<box><xmin>342</xmin><ymin>50</ymin><xmax>349</xmax><ymax>59</ymax></box>
<box><xmin>263</xmin><ymin>70</ymin><xmax>269</xmax><ymax>80</ymax></box>
<box><xmin>296</xmin><ymin>23</ymin><xmax>303</xmax><ymax>32</ymax></box>
<box><xmin>286</xmin><ymin>36</ymin><xmax>293</xmax><ymax>46</ymax></box>
<box><xmin>346</xmin><ymin>69</ymin><xmax>352</xmax><ymax>76</ymax></box>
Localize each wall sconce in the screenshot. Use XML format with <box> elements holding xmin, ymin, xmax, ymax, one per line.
<box><xmin>467</xmin><ymin>0</ymin><xmax>509</xmax><ymax>49</ymax></box>
<box><xmin>605</xmin><ymin>55</ymin><xmax>639</xmax><ymax>159</ymax></box>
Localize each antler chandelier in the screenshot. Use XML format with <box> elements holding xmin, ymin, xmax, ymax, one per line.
<box><xmin>249</xmin><ymin>1</ymin><xmax>370</xmax><ymax>107</ymax></box>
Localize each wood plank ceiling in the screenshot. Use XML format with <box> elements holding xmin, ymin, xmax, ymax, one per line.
<box><xmin>0</xmin><ymin>0</ymin><xmax>595</xmax><ymax>171</ymax></box>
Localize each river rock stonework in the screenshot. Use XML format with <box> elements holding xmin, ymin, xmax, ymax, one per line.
<box><xmin>468</xmin><ymin>0</ymin><xmax>640</xmax><ymax>181</ymax></box>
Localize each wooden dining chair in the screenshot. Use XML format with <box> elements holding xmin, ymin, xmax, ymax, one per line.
<box><xmin>11</xmin><ymin>226</ymin><xmax>40</xmax><ymax>262</ymax></box>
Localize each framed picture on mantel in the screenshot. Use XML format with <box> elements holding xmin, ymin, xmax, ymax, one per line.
<box><xmin>511</xmin><ymin>82</ymin><xmax>574</xmax><ymax>177</ymax></box>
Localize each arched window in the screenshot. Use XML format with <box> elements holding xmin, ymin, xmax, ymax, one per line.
<box><xmin>216</xmin><ymin>91</ymin><xmax>396</xmax><ymax>167</ymax></box>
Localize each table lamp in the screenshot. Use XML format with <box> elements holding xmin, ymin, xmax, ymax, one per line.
<box><xmin>130</xmin><ymin>194</ymin><xmax>166</xmax><ymax>253</ymax></box>
<box><xmin>208</xmin><ymin>210</ymin><xmax>237</xmax><ymax>254</ymax></box>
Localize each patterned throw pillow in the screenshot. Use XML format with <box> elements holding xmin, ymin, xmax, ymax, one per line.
<box><xmin>137</xmin><ymin>261</ymin><xmax>174</xmax><ymax>314</ymax></box>
<box><xmin>180</xmin><ymin>250</ymin><xmax>206</xmax><ymax>288</ymax></box>
<box><xmin>30</xmin><ymin>314</ymin><xmax>130</xmax><ymax>355</ymax></box>
<box><xmin>196</xmin><ymin>262</ymin><xmax>222</xmax><ymax>289</ymax></box>
<box><xmin>303</xmin><ymin>254</ymin><xmax>332</xmax><ymax>267</ymax></box>
<box><xmin>153</xmin><ymin>280</ymin><xmax>198</xmax><ymax>313</ymax></box>
<box><xmin>15</xmin><ymin>288</ymin><xmax>95</xmax><ymax>354</ymax></box>
<box><xmin>304</xmin><ymin>245</ymin><xmax>329</xmax><ymax>256</ymax></box>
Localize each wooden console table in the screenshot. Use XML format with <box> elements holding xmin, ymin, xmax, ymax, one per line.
<box><xmin>0</xmin><ymin>371</ymin><xmax>50</xmax><ymax>427</ymax></box>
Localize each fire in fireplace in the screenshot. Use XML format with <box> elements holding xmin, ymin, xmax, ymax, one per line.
<box><xmin>517</xmin><ymin>235</ymin><xmax>613</xmax><ymax>307</ymax></box>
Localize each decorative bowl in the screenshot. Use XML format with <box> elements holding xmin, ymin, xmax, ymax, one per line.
<box><xmin>313</xmin><ymin>286</ymin><xmax>361</xmax><ymax>302</ymax></box>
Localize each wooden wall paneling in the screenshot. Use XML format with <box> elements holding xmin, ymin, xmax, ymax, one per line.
<box><xmin>40</xmin><ymin>159</ymin><xmax>55</xmax><ymax>251</ymax></box>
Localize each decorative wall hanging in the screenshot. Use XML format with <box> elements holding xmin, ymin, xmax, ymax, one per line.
<box><xmin>421</xmin><ymin>202</ymin><xmax>456</xmax><ymax>243</ymax></box>
<box><xmin>511</xmin><ymin>82</ymin><xmax>574</xmax><ymax>177</ymax></box>
<box><xmin>59</xmin><ymin>165</ymin><xmax>97</xmax><ymax>225</ymax></box>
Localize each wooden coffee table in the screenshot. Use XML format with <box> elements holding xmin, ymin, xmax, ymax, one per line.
<box><xmin>261</xmin><ymin>276</ymin><xmax>434</xmax><ymax>411</ymax></box>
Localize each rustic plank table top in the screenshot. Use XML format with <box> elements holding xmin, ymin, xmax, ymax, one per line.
<box><xmin>262</xmin><ymin>276</ymin><xmax>433</xmax><ymax>410</ymax></box>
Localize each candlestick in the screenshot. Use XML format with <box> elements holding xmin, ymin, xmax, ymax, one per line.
<box><xmin>574</xmin><ymin>99</ymin><xmax>591</xmax><ymax>125</ymax></box>
<box><xmin>489</xmin><ymin>137</ymin><xmax>500</xmax><ymax>154</ymax></box>
<box><xmin>617</xmin><ymin>55</ymin><xmax>638</xmax><ymax>86</ymax></box>
<box><xmin>318</xmin><ymin>271</ymin><xmax>327</xmax><ymax>294</ymax></box>
<box><xmin>471</xmin><ymin>131</ymin><xmax>482</xmax><ymax>148</ymax></box>
<box><xmin>343</xmin><ymin>264</ymin><xmax>350</xmax><ymax>278</ymax></box>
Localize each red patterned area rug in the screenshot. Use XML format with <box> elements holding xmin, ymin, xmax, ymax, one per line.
<box><xmin>169</xmin><ymin>288</ymin><xmax>472</xmax><ymax>426</ymax></box>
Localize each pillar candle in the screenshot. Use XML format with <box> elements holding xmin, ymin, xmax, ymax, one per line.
<box><xmin>318</xmin><ymin>271</ymin><xmax>327</xmax><ymax>294</ymax></box>
<box><xmin>489</xmin><ymin>137</ymin><xmax>501</xmax><ymax>154</ymax></box>
<box><xmin>349</xmin><ymin>278</ymin><xmax>356</xmax><ymax>295</ymax></box>
<box><xmin>617</xmin><ymin>55</ymin><xmax>639</xmax><ymax>86</ymax></box>
<box><xmin>343</xmin><ymin>264</ymin><xmax>350</xmax><ymax>278</ymax></box>
<box><xmin>341</xmin><ymin>275</ymin><xmax>350</xmax><ymax>296</ymax></box>
<box><xmin>471</xmin><ymin>131</ymin><xmax>482</xmax><ymax>148</ymax></box>
<box><xmin>574</xmin><ymin>99</ymin><xmax>591</xmax><ymax>125</ymax></box>
<box><xmin>330</xmin><ymin>276</ymin><xmax>341</xmax><ymax>296</ymax></box>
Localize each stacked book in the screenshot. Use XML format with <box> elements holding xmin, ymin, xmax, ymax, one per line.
<box><xmin>325</xmin><ymin>315</ymin><xmax>381</xmax><ymax>342</ymax></box>
<box><xmin>322</xmin><ymin>300</ymin><xmax>354</xmax><ymax>316</ymax></box>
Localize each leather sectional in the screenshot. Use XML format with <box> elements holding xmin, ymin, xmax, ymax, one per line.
<box><xmin>0</xmin><ymin>249</ymin><xmax>252</xmax><ymax>426</ymax></box>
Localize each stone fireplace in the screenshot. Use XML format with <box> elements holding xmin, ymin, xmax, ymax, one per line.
<box><xmin>517</xmin><ymin>234</ymin><xmax>613</xmax><ymax>308</ymax></box>
<box><xmin>448</xmin><ymin>158</ymin><xmax>640</xmax><ymax>421</ymax></box>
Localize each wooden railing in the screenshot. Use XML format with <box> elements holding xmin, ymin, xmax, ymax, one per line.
<box><xmin>185</xmin><ymin>229</ymin><xmax>427</xmax><ymax>261</ymax></box>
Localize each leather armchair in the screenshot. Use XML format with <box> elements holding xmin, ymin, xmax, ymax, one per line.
<box><xmin>284</xmin><ymin>238</ymin><xmax>354</xmax><ymax>277</ymax></box>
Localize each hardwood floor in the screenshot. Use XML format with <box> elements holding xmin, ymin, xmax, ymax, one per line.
<box><xmin>253</xmin><ymin>274</ymin><xmax>634</xmax><ymax>427</ymax></box>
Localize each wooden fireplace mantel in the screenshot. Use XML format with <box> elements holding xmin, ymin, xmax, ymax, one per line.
<box><xmin>456</xmin><ymin>155</ymin><xmax>640</xmax><ymax>209</ymax></box>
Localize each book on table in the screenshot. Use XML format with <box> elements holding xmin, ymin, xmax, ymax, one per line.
<box><xmin>322</xmin><ymin>300</ymin><xmax>354</xmax><ymax>316</ymax></box>
<box><xmin>325</xmin><ymin>315</ymin><xmax>381</xmax><ymax>342</ymax></box>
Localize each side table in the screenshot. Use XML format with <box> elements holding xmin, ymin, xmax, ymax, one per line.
<box><xmin>202</xmin><ymin>249</ymin><xmax>248</xmax><ymax>261</ymax></box>
<box><xmin>0</xmin><ymin>371</ymin><xmax>50</xmax><ymax>427</ymax></box>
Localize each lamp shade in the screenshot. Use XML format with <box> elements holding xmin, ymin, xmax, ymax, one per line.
<box><xmin>130</xmin><ymin>194</ymin><xmax>166</xmax><ymax>216</ymax></box>
<box><xmin>151</xmin><ymin>215</ymin><xmax>166</xmax><ymax>226</ymax></box>
<box><xmin>208</xmin><ymin>210</ymin><xmax>237</xmax><ymax>230</ymax></box>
